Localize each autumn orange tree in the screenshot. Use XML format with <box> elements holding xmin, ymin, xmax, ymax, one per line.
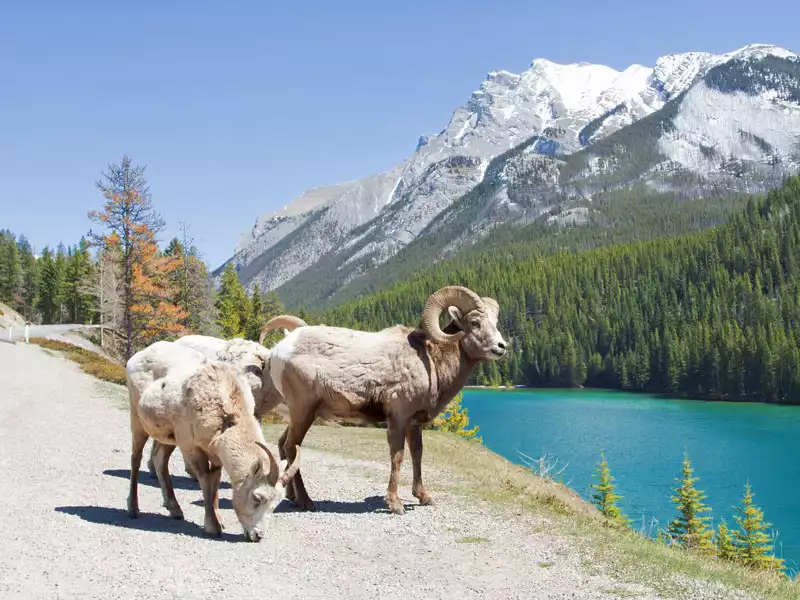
<box><xmin>129</xmin><ymin>223</ymin><xmax>187</xmax><ymax>347</ymax></box>
<box><xmin>88</xmin><ymin>156</ymin><xmax>185</xmax><ymax>359</ymax></box>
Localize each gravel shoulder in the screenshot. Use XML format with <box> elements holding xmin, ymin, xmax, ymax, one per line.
<box><xmin>0</xmin><ymin>342</ymin><xmax>785</xmax><ymax>600</ymax></box>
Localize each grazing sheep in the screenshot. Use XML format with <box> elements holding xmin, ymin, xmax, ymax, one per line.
<box><xmin>126</xmin><ymin>342</ymin><xmax>299</xmax><ymax>541</ymax></box>
<box><xmin>259</xmin><ymin>285</ymin><xmax>507</xmax><ymax>515</ymax></box>
<box><xmin>147</xmin><ymin>335</ymin><xmax>277</xmax><ymax>480</ymax></box>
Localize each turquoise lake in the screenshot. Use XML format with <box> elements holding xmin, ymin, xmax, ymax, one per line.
<box><xmin>461</xmin><ymin>388</ymin><xmax>800</xmax><ymax>573</ymax></box>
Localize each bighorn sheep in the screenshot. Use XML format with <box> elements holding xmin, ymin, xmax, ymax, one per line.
<box><xmin>146</xmin><ymin>334</ymin><xmax>290</xmax><ymax>481</ymax></box>
<box><xmin>259</xmin><ymin>285</ymin><xmax>507</xmax><ymax>515</ymax></box>
<box><xmin>125</xmin><ymin>341</ymin><xmax>299</xmax><ymax>541</ymax></box>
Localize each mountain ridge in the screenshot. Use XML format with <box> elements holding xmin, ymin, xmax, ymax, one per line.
<box><xmin>216</xmin><ymin>43</ymin><xmax>800</xmax><ymax>307</ymax></box>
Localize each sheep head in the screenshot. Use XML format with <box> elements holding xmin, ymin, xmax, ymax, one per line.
<box><xmin>421</xmin><ymin>286</ymin><xmax>507</xmax><ymax>361</ymax></box>
<box><xmin>232</xmin><ymin>441</ymin><xmax>283</xmax><ymax>542</ymax></box>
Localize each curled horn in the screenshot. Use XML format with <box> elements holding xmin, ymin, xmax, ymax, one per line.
<box><xmin>258</xmin><ymin>315</ymin><xmax>308</xmax><ymax>345</ymax></box>
<box><xmin>254</xmin><ymin>441</ymin><xmax>280</xmax><ymax>486</ymax></box>
<box><xmin>482</xmin><ymin>297</ymin><xmax>500</xmax><ymax>323</ymax></box>
<box><xmin>421</xmin><ymin>286</ymin><xmax>484</xmax><ymax>344</ymax></box>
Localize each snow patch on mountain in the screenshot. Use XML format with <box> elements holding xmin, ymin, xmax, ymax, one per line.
<box><xmin>659</xmin><ymin>82</ymin><xmax>800</xmax><ymax>173</ymax></box>
<box><xmin>221</xmin><ymin>43</ymin><xmax>800</xmax><ymax>296</ymax></box>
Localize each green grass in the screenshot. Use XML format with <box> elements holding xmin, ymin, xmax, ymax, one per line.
<box><xmin>264</xmin><ymin>423</ymin><xmax>800</xmax><ymax>600</ymax></box>
<box><xmin>30</xmin><ymin>337</ymin><xmax>127</xmax><ymax>386</ymax></box>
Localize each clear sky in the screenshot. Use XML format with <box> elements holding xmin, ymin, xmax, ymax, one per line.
<box><xmin>1</xmin><ymin>1</ymin><xmax>798</xmax><ymax>268</ymax></box>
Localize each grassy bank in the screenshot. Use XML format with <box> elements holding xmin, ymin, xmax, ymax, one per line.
<box><xmin>263</xmin><ymin>423</ymin><xmax>800</xmax><ymax>600</ymax></box>
<box><xmin>30</xmin><ymin>338</ymin><xmax>127</xmax><ymax>385</ymax></box>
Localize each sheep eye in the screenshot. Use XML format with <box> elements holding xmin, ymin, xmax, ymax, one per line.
<box><xmin>470</xmin><ymin>321</ymin><xmax>481</xmax><ymax>329</ymax></box>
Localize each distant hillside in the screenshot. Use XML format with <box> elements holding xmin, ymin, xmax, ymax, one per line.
<box><xmin>316</xmin><ymin>176</ymin><xmax>800</xmax><ymax>404</ymax></box>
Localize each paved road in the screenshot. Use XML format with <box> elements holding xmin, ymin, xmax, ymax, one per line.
<box><xmin>0</xmin><ymin>342</ymin><xmax>730</xmax><ymax>600</ymax></box>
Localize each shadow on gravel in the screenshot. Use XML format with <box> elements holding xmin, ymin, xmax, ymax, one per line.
<box><xmin>102</xmin><ymin>468</ymin><xmax>231</xmax><ymax>490</ymax></box>
<box><xmin>191</xmin><ymin>497</ymin><xmax>233</xmax><ymax>509</ymax></box>
<box><xmin>274</xmin><ymin>495</ymin><xmax>418</xmax><ymax>515</ymax></box>
<box><xmin>54</xmin><ymin>506</ymin><xmax>244</xmax><ymax>542</ymax></box>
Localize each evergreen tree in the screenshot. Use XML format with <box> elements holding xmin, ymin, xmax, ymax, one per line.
<box><xmin>715</xmin><ymin>518</ymin><xmax>736</xmax><ymax>561</ymax></box>
<box><xmin>163</xmin><ymin>235</ymin><xmax>214</xmax><ymax>334</ymax></box>
<box><xmin>246</xmin><ymin>284</ymin><xmax>264</xmax><ymax>342</ymax></box>
<box><xmin>17</xmin><ymin>236</ymin><xmax>38</xmax><ymax>320</ymax></box>
<box><xmin>88</xmin><ymin>155</ymin><xmax>165</xmax><ymax>359</ymax></box>
<box><xmin>214</xmin><ymin>263</ymin><xmax>249</xmax><ymax>339</ymax></box>
<box><xmin>129</xmin><ymin>224</ymin><xmax>187</xmax><ymax>347</ymax></box>
<box><xmin>36</xmin><ymin>247</ymin><xmax>60</xmax><ymax>324</ymax></box>
<box><xmin>63</xmin><ymin>238</ymin><xmax>95</xmax><ymax>323</ymax></box>
<box><xmin>589</xmin><ymin>453</ymin><xmax>629</xmax><ymax>527</ymax></box>
<box><xmin>732</xmin><ymin>482</ymin><xmax>784</xmax><ymax>573</ymax></box>
<box><xmin>427</xmin><ymin>393</ymin><xmax>481</xmax><ymax>442</ymax></box>
<box><xmin>667</xmin><ymin>452</ymin><xmax>714</xmax><ymax>553</ymax></box>
<box><xmin>0</xmin><ymin>231</ymin><xmax>22</xmax><ymax>308</ymax></box>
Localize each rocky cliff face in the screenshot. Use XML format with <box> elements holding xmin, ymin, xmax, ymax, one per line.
<box><xmin>216</xmin><ymin>44</ymin><xmax>800</xmax><ymax>304</ymax></box>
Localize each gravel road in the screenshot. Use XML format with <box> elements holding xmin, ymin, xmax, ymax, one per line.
<box><xmin>0</xmin><ymin>342</ymin><xmax>740</xmax><ymax>600</ymax></box>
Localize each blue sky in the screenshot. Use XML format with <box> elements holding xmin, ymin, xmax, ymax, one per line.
<box><xmin>1</xmin><ymin>1</ymin><xmax>798</xmax><ymax>268</ymax></box>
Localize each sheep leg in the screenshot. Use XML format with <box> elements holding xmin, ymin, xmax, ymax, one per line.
<box><xmin>152</xmin><ymin>442</ymin><xmax>184</xmax><ymax>520</ymax></box>
<box><xmin>208</xmin><ymin>465</ymin><xmax>224</xmax><ymax>529</ymax></box>
<box><xmin>147</xmin><ymin>440</ymin><xmax>157</xmax><ymax>478</ymax></box>
<box><xmin>127</xmin><ymin>417</ymin><xmax>149</xmax><ymax>518</ymax></box>
<box><xmin>406</xmin><ymin>424</ymin><xmax>434</xmax><ymax>506</ymax></box>
<box><xmin>385</xmin><ymin>420</ymin><xmax>408</xmax><ymax>515</ymax></box>
<box><xmin>285</xmin><ymin>410</ymin><xmax>317</xmax><ymax>511</ymax></box>
<box><xmin>277</xmin><ymin>425</ymin><xmax>295</xmax><ymax>502</ymax></box>
<box><xmin>187</xmin><ymin>451</ymin><xmax>223</xmax><ymax>537</ymax></box>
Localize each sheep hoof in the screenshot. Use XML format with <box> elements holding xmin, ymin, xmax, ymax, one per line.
<box><xmin>127</xmin><ymin>508</ymin><xmax>139</xmax><ymax>519</ymax></box>
<box><xmin>386</xmin><ymin>497</ymin><xmax>406</xmax><ymax>515</ymax></box>
<box><xmin>168</xmin><ymin>509</ymin><xmax>185</xmax><ymax>520</ymax></box>
<box><xmin>417</xmin><ymin>494</ymin><xmax>435</xmax><ymax>506</ymax></box>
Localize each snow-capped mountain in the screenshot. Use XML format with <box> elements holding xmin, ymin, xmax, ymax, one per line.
<box><xmin>217</xmin><ymin>43</ymin><xmax>800</xmax><ymax>300</ymax></box>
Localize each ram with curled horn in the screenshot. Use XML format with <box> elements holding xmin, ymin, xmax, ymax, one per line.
<box><xmin>260</xmin><ymin>285</ymin><xmax>507</xmax><ymax>515</ymax></box>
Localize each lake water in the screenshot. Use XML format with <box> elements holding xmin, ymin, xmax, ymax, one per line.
<box><xmin>461</xmin><ymin>388</ymin><xmax>800</xmax><ymax>573</ymax></box>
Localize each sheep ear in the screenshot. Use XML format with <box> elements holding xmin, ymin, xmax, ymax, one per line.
<box><xmin>447</xmin><ymin>306</ymin><xmax>464</xmax><ymax>326</ymax></box>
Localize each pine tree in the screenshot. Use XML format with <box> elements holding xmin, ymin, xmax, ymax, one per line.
<box><xmin>667</xmin><ymin>452</ymin><xmax>714</xmax><ymax>553</ymax></box>
<box><xmin>88</xmin><ymin>155</ymin><xmax>165</xmax><ymax>359</ymax></box>
<box><xmin>246</xmin><ymin>284</ymin><xmax>264</xmax><ymax>341</ymax></box>
<box><xmin>17</xmin><ymin>236</ymin><xmax>38</xmax><ymax>320</ymax></box>
<box><xmin>63</xmin><ymin>238</ymin><xmax>95</xmax><ymax>323</ymax></box>
<box><xmin>589</xmin><ymin>453</ymin><xmax>629</xmax><ymax>527</ymax></box>
<box><xmin>214</xmin><ymin>263</ymin><xmax>249</xmax><ymax>339</ymax></box>
<box><xmin>427</xmin><ymin>393</ymin><xmax>481</xmax><ymax>442</ymax></box>
<box><xmin>129</xmin><ymin>224</ymin><xmax>187</xmax><ymax>347</ymax></box>
<box><xmin>258</xmin><ymin>290</ymin><xmax>288</xmax><ymax>347</ymax></box>
<box><xmin>163</xmin><ymin>235</ymin><xmax>214</xmax><ymax>334</ymax></box>
<box><xmin>37</xmin><ymin>247</ymin><xmax>60</xmax><ymax>324</ymax></box>
<box><xmin>54</xmin><ymin>244</ymin><xmax>68</xmax><ymax>323</ymax></box>
<box><xmin>732</xmin><ymin>482</ymin><xmax>784</xmax><ymax>573</ymax></box>
<box><xmin>0</xmin><ymin>231</ymin><xmax>22</xmax><ymax>308</ymax></box>
<box><xmin>715</xmin><ymin>518</ymin><xmax>736</xmax><ymax>561</ymax></box>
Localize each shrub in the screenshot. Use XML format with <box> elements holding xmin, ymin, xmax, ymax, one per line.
<box><xmin>30</xmin><ymin>338</ymin><xmax>126</xmax><ymax>385</ymax></box>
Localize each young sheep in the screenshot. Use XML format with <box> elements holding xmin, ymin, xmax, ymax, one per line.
<box><xmin>259</xmin><ymin>285</ymin><xmax>507</xmax><ymax>515</ymax></box>
<box><xmin>126</xmin><ymin>342</ymin><xmax>299</xmax><ymax>541</ymax></box>
<box><xmin>146</xmin><ymin>335</ymin><xmax>275</xmax><ymax>481</ymax></box>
